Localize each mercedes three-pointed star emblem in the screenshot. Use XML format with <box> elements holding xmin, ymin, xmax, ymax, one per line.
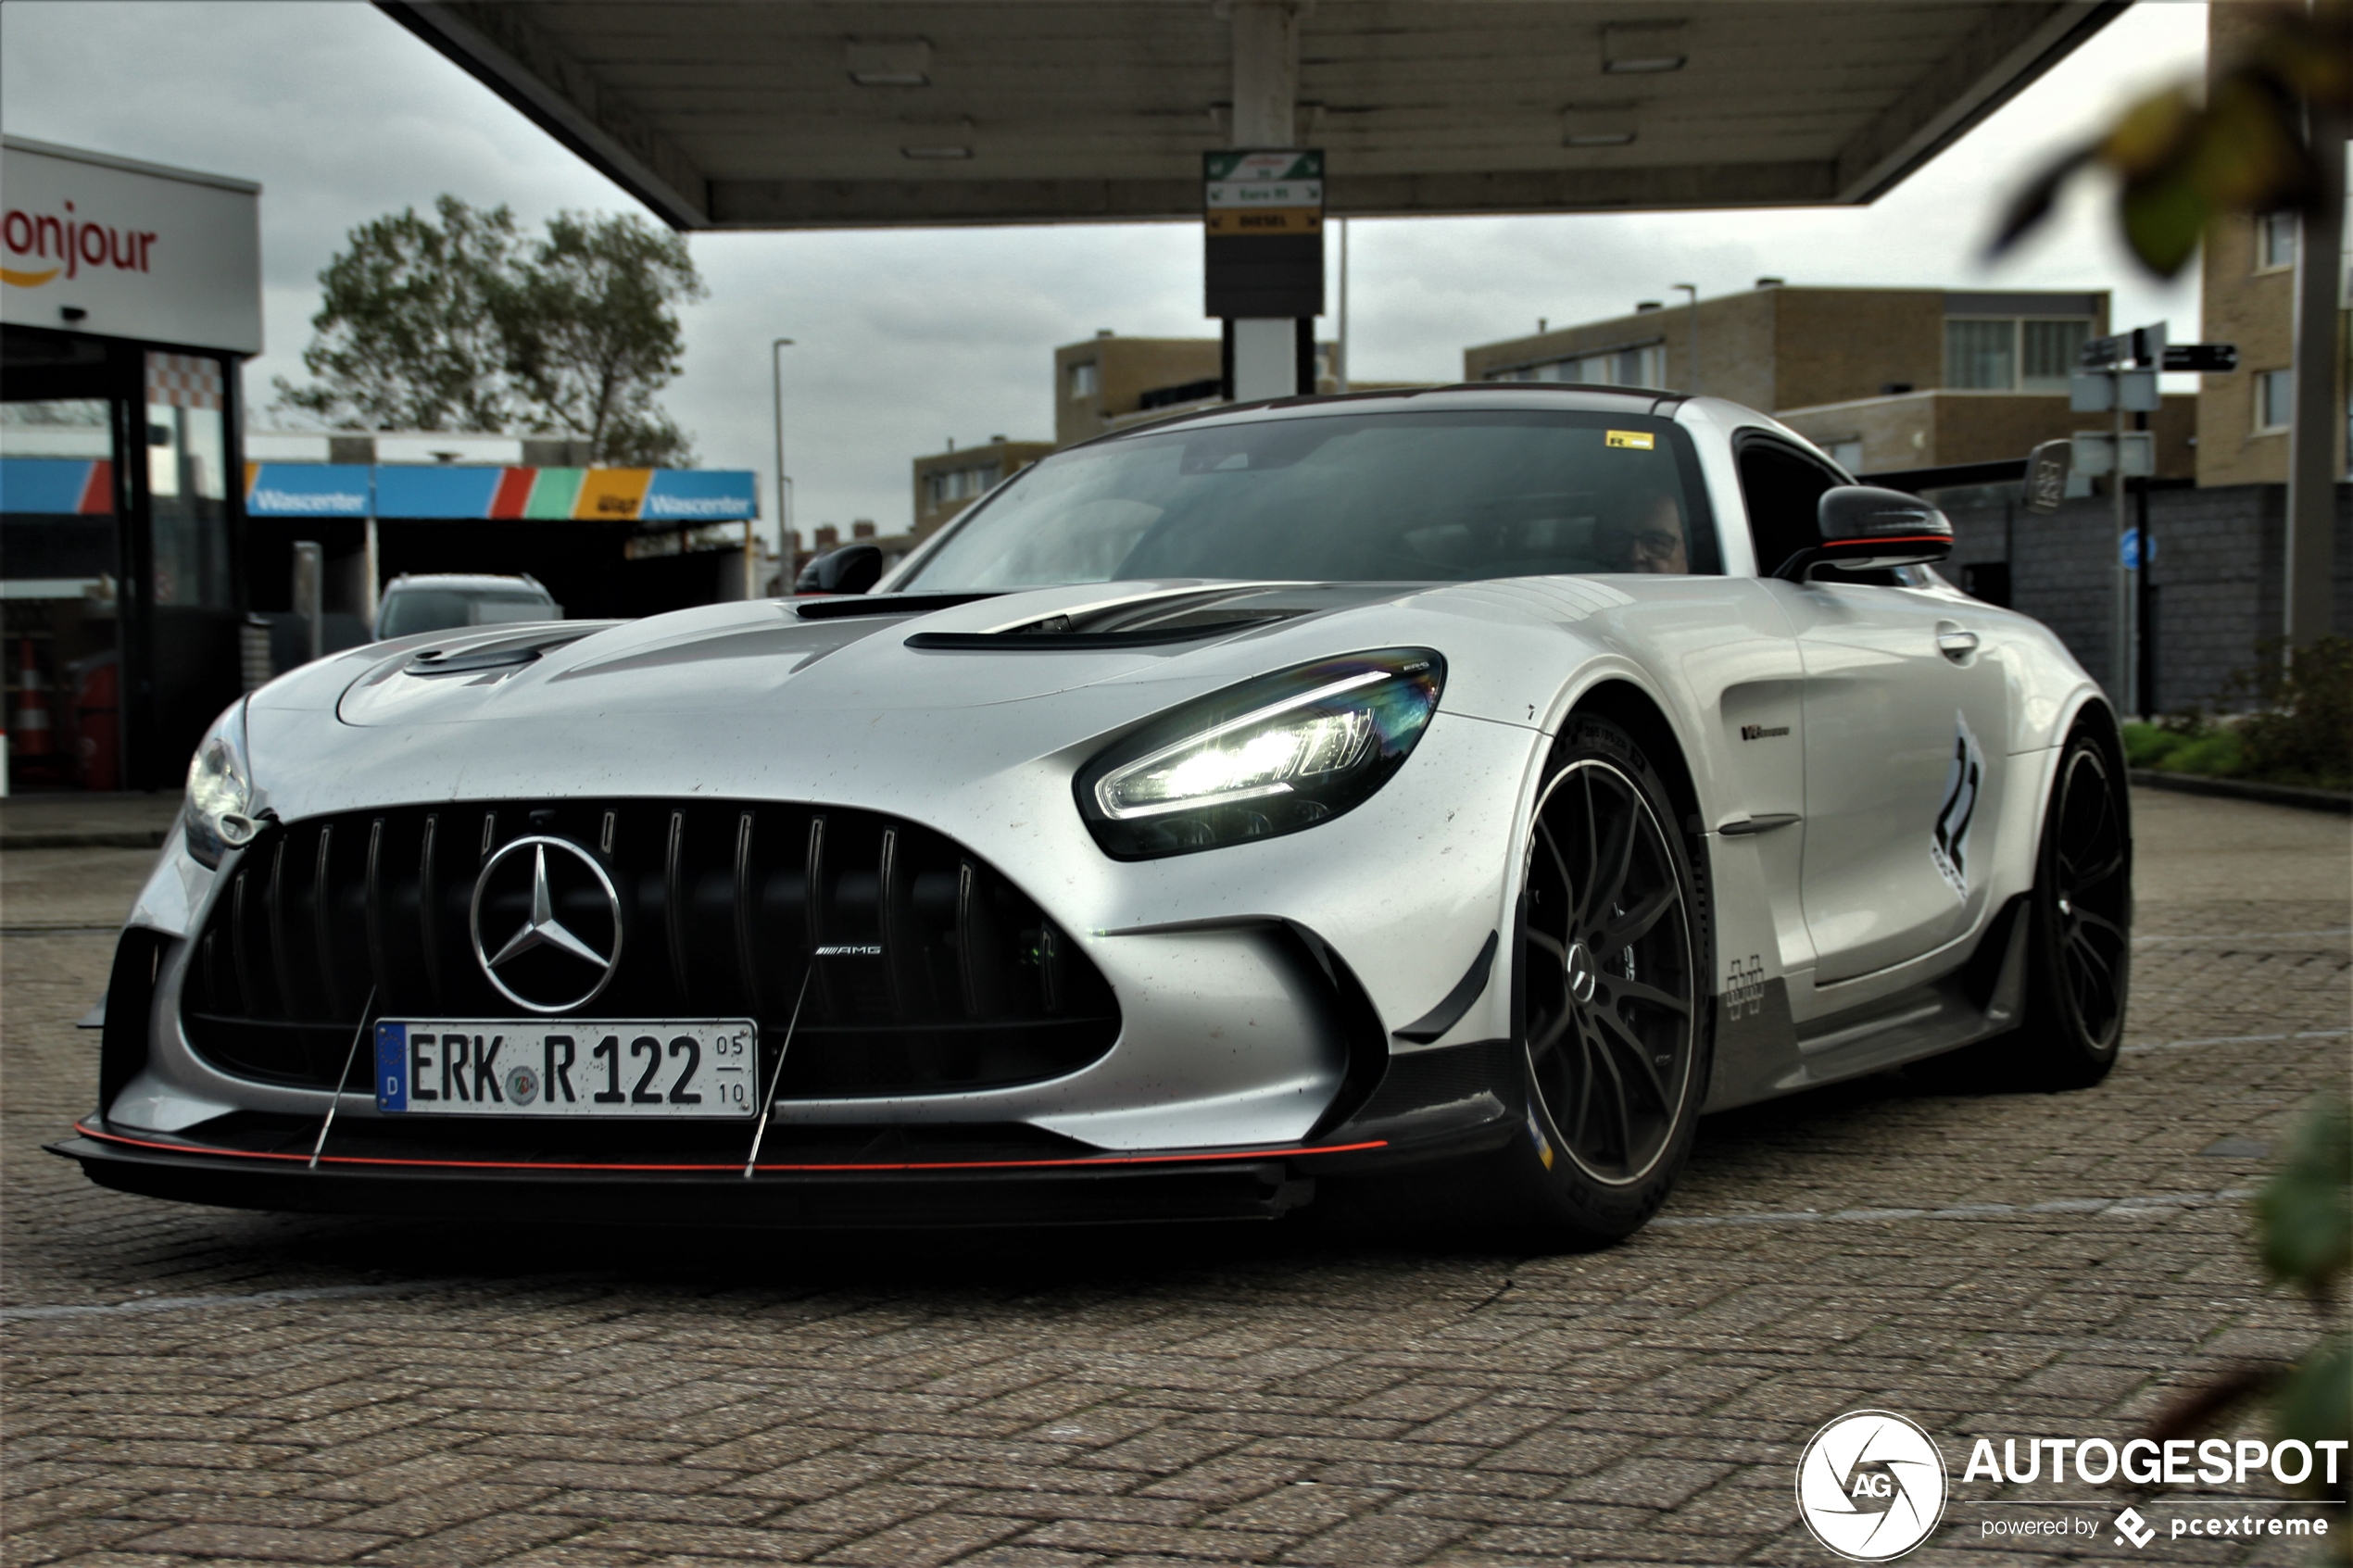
<box><xmin>469</xmin><ymin>835</ymin><xmax>624</xmax><ymax>1013</ymax></box>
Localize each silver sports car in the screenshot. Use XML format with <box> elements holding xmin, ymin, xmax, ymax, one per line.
<box><xmin>57</xmin><ymin>385</ymin><xmax>2130</xmax><ymax>1244</ymax></box>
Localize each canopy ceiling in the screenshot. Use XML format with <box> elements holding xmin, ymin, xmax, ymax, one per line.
<box><xmin>380</xmin><ymin>1</ymin><xmax>2124</xmax><ymax>231</ymax></box>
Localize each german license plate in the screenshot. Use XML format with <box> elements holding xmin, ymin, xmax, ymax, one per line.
<box><xmin>373</xmin><ymin>1021</ymin><xmax>758</xmax><ymax>1117</ymax></box>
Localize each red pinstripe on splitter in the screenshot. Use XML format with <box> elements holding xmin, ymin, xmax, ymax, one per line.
<box><xmin>487</xmin><ymin>468</ymin><xmax>536</xmax><ymax>519</ymax></box>
<box><xmin>69</xmin><ymin>1122</ymin><xmax>1385</xmax><ymax>1176</ymax></box>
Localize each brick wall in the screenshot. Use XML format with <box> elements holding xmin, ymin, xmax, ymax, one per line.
<box><xmin>1944</xmin><ymin>483</ymin><xmax>2353</xmax><ymax>709</ymax></box>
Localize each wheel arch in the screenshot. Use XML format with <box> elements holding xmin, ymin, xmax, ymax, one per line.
<box><xmin>1565</xmin><ymin>677</ymin><xmax>1705</xmax><ymax>846</ymax></box>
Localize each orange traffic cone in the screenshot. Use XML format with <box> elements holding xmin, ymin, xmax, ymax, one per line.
<box><xmin>12</xmin><ymin>637</ymin><xmax>56</xmax><ymax>760</ymax></box>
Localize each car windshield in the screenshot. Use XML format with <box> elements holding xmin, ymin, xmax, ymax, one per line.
<box><xmin>378</xmin><ymin>589</ymin><xmax>554</xmax><ymax>639</ymax></box>
<box><xmin>898</xmin><ymin>408</ymin><xmax>1718</xmax><ymax>590</ymax></box>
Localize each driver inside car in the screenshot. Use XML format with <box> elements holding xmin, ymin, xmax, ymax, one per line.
<box><xmin>1600</xmin><ymin>491</ymin><xmax>1690</xmax><ymax>574</ymax></box>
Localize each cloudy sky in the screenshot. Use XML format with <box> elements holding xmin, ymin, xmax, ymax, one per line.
<box><xmin>1</xmin><ymin>2</ymin><xmax>2208</xmax><ymax>545</ymax></box>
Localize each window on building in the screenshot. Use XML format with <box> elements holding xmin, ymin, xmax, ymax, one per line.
<box><xmin>1067</xmin><ymin>361</ymin><xmax>1100</xmax><ymax>400</ymax></box>
<box><xmin>2020</xmin><ymin>320</ymin><xmax>2090</xmax><ymax>392</ymax></box>
<box><xmin>1945</xmin><ymin>319</ymin><xmax>2017</xmax><ymax>390</ymax></box>
<box><xmin>2256</xmin><ymin>368</ymin><xmax>2294</xmax><ymax>432</ymax></box>
<box><xmin>1945</xmin><ymin>317</ymin><xmax>2094</xmax><ymax>392</ymax></box>
<box><xmin>1485</xmin><ymin>342</ymin><xmax>1664</xmax><ymax>389</ymax></box>
<box><xmin>1826</xmin><ymin>438</ymin><xmax>1864</xmax><ymax>472</ymax></box>
<box><xmin>2258</xmin><ymin>211</ymin><xmax>2296</xmax><ymax>270</ymax></box>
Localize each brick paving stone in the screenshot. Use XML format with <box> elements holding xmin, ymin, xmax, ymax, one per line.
<box><xmin>6</xmin><ymin>793</ymin><xmax>2347</xmax><ymax>1566</ymax></box>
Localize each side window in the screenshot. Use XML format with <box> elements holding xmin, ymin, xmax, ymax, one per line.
<box><xmin>1736</xmin><ymin>440</ymin><xmax>1838</xmax><ymax>577</ymax></box>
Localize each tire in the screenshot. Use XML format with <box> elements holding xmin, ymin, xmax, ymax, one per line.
<box><xmin>2011</xmin><ymin>719</ymin><xmax>2133</xmax><ymax>1089</ymax></box>
<box><xmin>1447</xmin><ymin>714</ymin><xmax>1714</xmax><ymax>1247</ymax></box>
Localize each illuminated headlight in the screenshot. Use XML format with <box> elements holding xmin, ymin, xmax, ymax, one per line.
<box><xmin>1076</xmin><ymin>650</ymin><xmax>1444</xmax><ymax>859</ymax></box>
<box><xmin>183</xmin><ymin>702</ymin><xmax>260</xmax><ymax>869</ymax></box>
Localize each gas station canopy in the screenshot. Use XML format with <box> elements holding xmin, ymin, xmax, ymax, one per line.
<box><xmin>380</xmin><ymin>1</ymin><xmax>2122</xmax><ymax>232</ymax></box>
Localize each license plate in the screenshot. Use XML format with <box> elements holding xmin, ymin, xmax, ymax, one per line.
<box><xmin>373</xmin><ymin>1021</ymin><xmax>759</xmax><ymax>1117</ymax></box>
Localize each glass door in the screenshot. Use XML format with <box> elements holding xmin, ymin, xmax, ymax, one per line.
<box><xmin>0</xmin><ymin>332</ymin><xmax>126</xmax><ymax>792</ymax></box>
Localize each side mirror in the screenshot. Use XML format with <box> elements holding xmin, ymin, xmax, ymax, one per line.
<box><xmin>1775</xmin><ymin>485</ymin><xmax>1954</xmax><ymax>581</ymax></box>
<box><xmin>794</xmin><ymin>543</ymin><xmax>883</xmax><ymax>596</ymax></box>
<box><xmin>2023</xmin><ymin>439</ymin><xmax>2071</xmax><ymax>514</ymax></box>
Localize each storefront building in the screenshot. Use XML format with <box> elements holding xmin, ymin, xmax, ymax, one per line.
<box><xmin>1</xmin><ymin>135</ymin><xmax>261</xmax><ymax>793</ymax></box>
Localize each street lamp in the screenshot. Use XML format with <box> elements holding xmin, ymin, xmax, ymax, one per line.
<box><xmin>770</xmin><ymin>337</ymin><xmax>796</xmax><ymax>595</ymax></box>
<box><xmin>1671</xmin><ymin>283</ymin><xmax>1699</xmax><ymax>394</ymax></box>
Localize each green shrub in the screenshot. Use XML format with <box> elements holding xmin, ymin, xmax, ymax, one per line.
<box><xmin>2122</xmin><ymin>721</ymin><xmax>2183</xmax><ymax>768</ymax></box>
<box><xmin>2232</xmin><ymin>637</ymin><xmax>2353</xmax><ymax>790</ymax></box>
<box><xmin>2168</xmin><ymin>730</ymin><xmax>2248</xmax><ymax>777</ymax></box>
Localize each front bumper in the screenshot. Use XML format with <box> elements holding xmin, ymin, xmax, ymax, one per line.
<box><xmin>53</xmin><ymin>1035</ymin><xmax>1521</xmax><ymax>1226</ymax></box>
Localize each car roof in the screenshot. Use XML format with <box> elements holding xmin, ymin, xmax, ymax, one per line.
<box><xmin>382</xmin><ymin>573</ymin><xmax>550</xmax><ymax>595</ymax></box>
<box><xmin>1071</xmin><ymin>382</ymin><xmax>1694</xmax><ymax>449</ymax></box>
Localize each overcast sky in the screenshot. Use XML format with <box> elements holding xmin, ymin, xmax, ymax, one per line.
<box><xmin>1</xmin><ymin>2</ymin><xmax>2208</xmax><ymax>545</ymax></box>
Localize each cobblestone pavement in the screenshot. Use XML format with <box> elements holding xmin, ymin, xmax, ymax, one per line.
<box><xmin>4</xmin><ymin>789</ymin><xmax>2347</xmax><ymax>1568</ymax></box>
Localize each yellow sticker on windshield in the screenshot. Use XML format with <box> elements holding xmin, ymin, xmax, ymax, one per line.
<box><xmin>1605</xmin><ymin>430</ymin><xmax>1655</xmax><ymax>450</ymax></box>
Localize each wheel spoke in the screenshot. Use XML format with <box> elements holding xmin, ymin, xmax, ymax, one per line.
<box><xmin>1579</xmin><ymin>796</ymin><xmax>1635</xmax><ymax>926</ymax></box>
<box><xmin>1601</xmin><ymin>882</ymin><xmax>1677</xmax><ymax>947</ymax></box>
<box><xmin>1597</xmin><ymin>1008</ymin><xmax>1670</xmax><ymax>1111</ymax></box>
<box><xmin>2073</xmin><ymin>908</ymin><xmax>2128</xmax><ymax>948</ymax></box>
<box><xmin>1529</xmin><ymin>1006</ymin><xmax>1572</xmax><ymax>1061</ymax></box>
<box><xmin>1567</xmin><ymin>1029</ymin><xmax>1594</xmax><ymax>1148</ymax></box>
<box><xmin>1527</xmin><ymin>928</ymin><xmax>1569</xmax><ymax>963</ymax></box>
<box><xmin>1610</xmin><ymin>978</ymin><xmax>1691</xmax><ymax>1017</ymax></box>
<box><xmin>2070</xmin><ymin>846</ymin><xmax>2125</xmax><ymax>892</ymax></box>
<box><xmin>1591</xmin><ymin>1037</ymin><xmax>1635</xmax><ymax>1169</ymax></box>
<box><xmin>1535</xmin><ymin>818</ymin><xmax>1576</xmax><ymax>907</ymax></box>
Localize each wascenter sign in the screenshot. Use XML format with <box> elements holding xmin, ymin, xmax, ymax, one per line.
<box><xmin>1</xmin><ymin>135</ymin><xmax>262</xmax><ymax>355</ymax></box>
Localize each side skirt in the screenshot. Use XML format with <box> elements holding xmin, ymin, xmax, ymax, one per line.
<box><xmin>1701</xmin><ymin>893</ymin><xmax>2032</xmax><ymax>1111</ymax></box>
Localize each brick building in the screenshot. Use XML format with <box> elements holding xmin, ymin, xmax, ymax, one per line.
<box><xmin>1464</xmin><ymin>283</ymin><xmax>2196</xmax><ymax>481</ymax></box>
<box><xmin>910</xmin><ymin>437</ymin><xmax>1053</xmax><ymax>541</ymax></box>
<box><xmin>2195</xmin><ymin>6</ymin><xmax>2351</xmax><ymax>489</ymax></box>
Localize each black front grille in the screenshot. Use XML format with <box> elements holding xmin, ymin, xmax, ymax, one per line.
<box><xmin>181</xmin><ymin>799</ymin><xmax>1120</xmax><ymax>1098</ymax></box>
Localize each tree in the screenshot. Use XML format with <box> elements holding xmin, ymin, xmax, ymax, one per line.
<box><xmin>272</xmin><ymin>195</ymin><xmax>520</xmax><ymax>432</ymax></box>
<box><xmin>497</xmin><ymin>212</ymin><xmax>707</xmax><ymax>467</ymax></box>
<box><xmin>273</xmin><ymin>198</ymin><xmax>706</xmax><ymax>466</ymax></box>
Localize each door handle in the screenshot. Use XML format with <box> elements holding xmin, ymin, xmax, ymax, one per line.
<box><xmin>1935</xmin><ymin>622</ymin><xmax>1980</xmax><ymax>661</ymax></box>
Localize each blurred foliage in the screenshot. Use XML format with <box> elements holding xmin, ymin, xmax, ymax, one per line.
<box><xmin>2260</xmin><ymin>1097</ymin><xmax>2350</xmax><ymax>1529</ymax></box>
<box><xmin>2121</xmin><ymin>637</ymin><xmax>2351</xmax><ymax>790</ymax></box>
<box><xmin>1993</xmin><ymin>2</ymin><xmax>2350</xmax><ymax>275</ymax></box>
<box><xmin>273</xmin><ymin>197</ymin><xmax>704</xmax><ymax>467</ymax></box>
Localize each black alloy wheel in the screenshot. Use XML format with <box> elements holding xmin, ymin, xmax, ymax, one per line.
<box><xmin>1476</xmin><ymin>715</ymin><xmax>1710</xmax><ymax>1244</ymax></box>
<box><xmin>2018</xmin><ymin>724</ymin><xmax>2132</xmax><ymax>1087</ymax></box>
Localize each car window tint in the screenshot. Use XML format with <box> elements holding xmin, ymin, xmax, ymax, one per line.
<box><xmin>1736</xmin><ymin>440</ymin><xmax>1838</xmax><ymax>578</ymax></box>
<box><xmin>900</xmin><ymin>409</ymin><xmax>1720</xmax><ymax>590</ymax></box>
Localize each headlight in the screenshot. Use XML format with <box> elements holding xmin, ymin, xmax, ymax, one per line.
<box><xmin>1076</xmin><ymin>649</ymin><xmax>1445</xmax><ymax>859</ymax></box>
<box><xmin>183</xmin><ymin>702</ymin><xmax>259</xmax><ymax>868</ymax></box>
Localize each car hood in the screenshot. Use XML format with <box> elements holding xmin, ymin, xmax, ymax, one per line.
<box><xmin>241</xmin><ymin>575</ymin><xmax>1667</xmax><ymax>824</ymax></box>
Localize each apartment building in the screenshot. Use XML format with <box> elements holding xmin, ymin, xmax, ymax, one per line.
<box><xmin>1465</xmin><ymin>282</ymin><xmax>2196</xmax><ymax>481</ymax></box>
<box><xmin>2196</xmin><ymin>5</ymin><xmax>2350</xmax><ymax>488</ymax></box>
<box><xmin>910</xmin><ymin>437</ymin><xmax>1054</xmax><ymax>541</ymax></box>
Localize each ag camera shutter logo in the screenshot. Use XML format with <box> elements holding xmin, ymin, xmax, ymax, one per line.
<box><xmin>1796</xmin><ymin>1411</ymin><xmax>1948</xmax><ymax>1561</ymax></box>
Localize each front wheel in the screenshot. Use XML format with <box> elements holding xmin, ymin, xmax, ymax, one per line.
<box><xmin>1448</xmin><ymin>715</ymin><xmax>1712</xmax><ymax>1246</ymax></box>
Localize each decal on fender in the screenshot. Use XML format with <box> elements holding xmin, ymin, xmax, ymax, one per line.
<box><xmin>1930</xmin><ymin>710</ymin><xmax>1983</xmax><ymax>899</ymax></box>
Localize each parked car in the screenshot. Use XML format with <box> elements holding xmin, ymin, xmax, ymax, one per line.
<box><xmin>373</xmin><ymin>573</ymin><xmax>560</xmax><ymax>640</ymax></box>
<box><xmin>62</xmin><ymin>385</ymin><xmax>2127</xmax><ymax>1244</ymax></box>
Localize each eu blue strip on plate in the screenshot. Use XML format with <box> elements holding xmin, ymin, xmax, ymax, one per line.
<box><xmin>374</xmin><ymin>1022</ymin><xmax>407</xmax><ymax>1110</ymax></box>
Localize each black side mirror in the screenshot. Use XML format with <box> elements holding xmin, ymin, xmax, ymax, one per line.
<box><xmin>1775</xmin><ymin>485</ymin><xmax>1954</xmax><ymax>581</ymax></box>
<box><xmin>794</xmin><ymin>543</ymin><xmax>883</xmax><ymax>596</ymax></box>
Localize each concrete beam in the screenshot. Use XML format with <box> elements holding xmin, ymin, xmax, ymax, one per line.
<box><xmin>1832</xmin><ymin>1</ymin><xmax>2125</xmax><ymax>203</ymax></box>
<box><xmin>708</xmin><ymin>159</ymin><xmax>1838</xmax><ymax>229</ymax></box>
<box><xmin>380</xmin><ymin>1</ymin><xmax>711</xmax><ymax>228</ymax></box>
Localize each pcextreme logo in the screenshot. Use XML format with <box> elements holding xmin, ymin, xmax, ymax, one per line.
<box><xmin>1797</xmin><ymin>1411</ymin><xmax>1947</xmax><ymax>1562</ymax></box>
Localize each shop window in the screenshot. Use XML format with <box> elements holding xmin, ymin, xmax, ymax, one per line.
<box><xmin>1</xmin><ymin>396</ymin><xmax>122</xmax><ymax>791</ymax></box>
<box><xmin>145</xmin><ymin>353</ymin><xmax>233</xmax><ymax>610</ymax></box>
<box><xmin>2255</xmin><ymin>369</ymin><xmax>2293</xmax><ymax>433</ymax></box>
